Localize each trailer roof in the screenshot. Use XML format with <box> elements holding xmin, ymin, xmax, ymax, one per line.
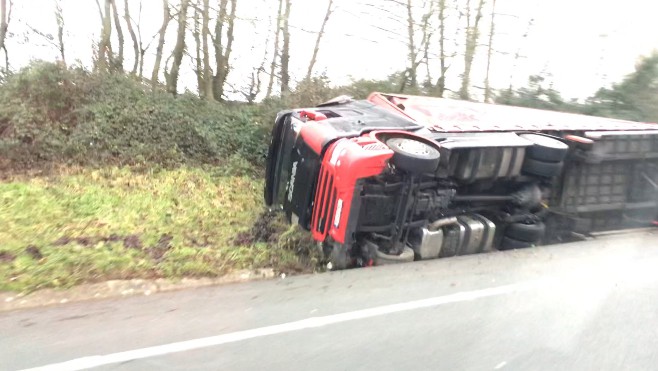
<box><xmin>368</xmin><ymin>92</ymin><xmax>658</xmax><ymax>133</ymax></box>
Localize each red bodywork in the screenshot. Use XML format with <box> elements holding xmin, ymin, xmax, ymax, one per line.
<box><xmin>310</xmin><ymin>130</ymin><xmax>436</xmax><ymax>244</ymax></box>
<box><xmin>300</xmin><ymin>120</ymin><xmax>337</xmax><ymax>155</ymax></box>
<box><xmin>310</xmin><ymin>135</ymin><xmax>392</xmax><ymax>243</ymax></box>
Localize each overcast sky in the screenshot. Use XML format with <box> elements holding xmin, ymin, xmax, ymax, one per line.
<box><xmin>8</xmin><ymin>0</ymin><xmax>658</xmax><ymax>100</ymax></box>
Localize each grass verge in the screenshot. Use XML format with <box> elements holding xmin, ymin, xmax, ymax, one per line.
<box><xmin>0</xmin><ymin>167</ymin><xmax>312</xmax><ymax>292</ymax></box>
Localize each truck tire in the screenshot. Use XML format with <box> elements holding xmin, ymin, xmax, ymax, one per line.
<box><xmin>375</xmin><ymin>246</ymin><xmax>415</xmax><ymax>265</ymax></box>
<box><xmin>522</xmin><ymin>158</ymin><xmax>563</xmax><ymax>178</ymax></box>
<box><xmin>385</xmin><ymin>137</ymin><xmax>441</xmax><ymax>174</ymax></box>
<box><xmin>520</xmin><ymin>134</ymin><xmax>569</xmax><ymax>163</ymax></box>
<box><xmin>499</xmin><ymin>236</ymin><xmax>533</xmax><ymax>250</ymax></box>
<box><xmin>505</xmin><ymin>221</ymin><xmax>545</xmax><ymax>242</ymax></box>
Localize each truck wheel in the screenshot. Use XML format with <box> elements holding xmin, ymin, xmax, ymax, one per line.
<box><xmin>522</xmin><ymin>158</ymin><xmax>563</xmax><ymax>178</ymax></box>
<box><xmin>385</xmin><ymin>137</ymin><xmax>441</xmax><ymax>174</ymax></box>
<box><xmin>505</xmin><ymin>221</ymin><xmax>545</xmax><ymax>242</ymax></box>
<box><xmin>520</xmin><ymin>134</ymin><xmax>569</xmax><ymax>163</ymax></box>
<box><xmin>375</xmin><ymin>246</ymin><xmax>415</xmax><ymax>265</ymax></box>
<box><xmin>499</xmin><ymin>236</ymin><xmax>533</xmax><ymax>250</ymax></box>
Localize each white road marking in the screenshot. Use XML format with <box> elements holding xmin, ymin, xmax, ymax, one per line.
<box><xmin>20</xmin><ymin>280</ymin><xmax>544</xmax><ymax>371</ymax></box>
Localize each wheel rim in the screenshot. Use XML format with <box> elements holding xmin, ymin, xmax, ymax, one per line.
<box><xmin>393</xmin><ymin>138</ymin><xmax>436</xmax><ymax>156</ymax></box>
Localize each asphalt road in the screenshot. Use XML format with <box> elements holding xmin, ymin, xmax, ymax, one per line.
<box><xmin>3</xmin><ymin>230</ymin><xmax>658</xmax><ymax>371</ymax></box>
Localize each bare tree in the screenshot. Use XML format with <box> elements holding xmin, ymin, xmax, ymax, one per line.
<box><xmin>212</xmin><ymin>0</ymin><xmax>237</xmax><ymax>101</ymax></box>
<box><xmin>95</xmin><ymin>0</ymin><xmax>112</xmax><ymax>72</ymax></box>
<box><xmin>151</xmin><ymin>0</ymin><xmax>170</xmax><ymax>88</ymax></box>
<box><xmin>404</xmin><ymin>0</ymin><xmax>418</xmax><ymax>88</ymax></box>
<box><xmin>265</xmin><ymin>0</ymin><xmax>284</xmax><ymax>98</ymax></box>
<box><xmin>191</xmin><ymin>0</ymin><xmax>203</xmax><ymax>95</ymax></box>
<box><xmin>202</xmin><ymin>0</ymin><xmax>213</xmax><ymax>100</ymax></box>
<box><xmin>243</xmin><ymin>17</ymin><xmax>272</xmax><ymax>103</ymax></box>
<box><xmin>420</xmin><ymin>1</ymin><xmax>434</xmax><ymax>89</ymax></box>
<box><xmin>167</xmin><ymin>0</ymin><xmax>190</xmax><ymax>95</ymax></box>
<box><xmin>135</xmin><ymin>1</ymin><xmax>159</xmax><ymax>78</ymax></box>
<box><xmin>459</xmin><ymin>0</ymin><xmax>486</xmax><ymax>100</ymax></box>
<box><xmin>26</xmin><ymin>1</ymin><xmax>65</xmax><ymax>67</ymax></box>
<box><xmin>280</xmin><ymin>0</ymin><xmax>292</xmax><ymax>95</ymax></box>
<box><xmin>305</xmin><ymin>0</ymin><xmax>334</xmax><ymax>81</ymax></box>
<box><xmin>508</xmin><ymin>17</ymin><xmax>534</xmax><ymax>93</ymax></box>
<box><xmin>123</xmin><ymin>0</ymin><xmax>139</xmax><ymax>75</ymax></box>
<box><xmin>483</xmin><ymin>0</ymin><xmax>496</xmax><ymax>102</ymax></box>
<box><xmin>0</xmin><ymin>0</ymin><xmax>12</xmax><ymax>72</ymax></box>
<box><xmin>397</xmin><ymin>0</ymin><xmax>434</xmax><ymax>93</ymax></box>
<box><xmin>435</xmin><ymin>0</ymin><xmax>448</xmax><ymax>96</ymax></box>
<box><xmin>110</xmin><ymin>0</ymin><xmax>124</xmax><ymax>70</ymax></box>
<box><xmin>54</xmin><ymin>0</ymin><xmax>65</xmax><ymax>67</ymax></box>
<box><xmin>243</xmin><ymin>61</ymin><xmax>265</xmax><ymax>104</ymax></box>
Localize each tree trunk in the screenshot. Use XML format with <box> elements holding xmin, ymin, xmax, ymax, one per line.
<box><xmin>135</xmin><ymin>0</ymin><xmax>149</xmax><ymax>78</ymax></box>
<box><xmin>483</xmin><ymin>0</ymin><xmax>496</xmax><ymax>103</ymax></box>
<box><xmin>405</xmin><ymin>0</ymin><xmax>417</xmax><ymax>89</ymax></box>
<box><xmin>0</xmin><ymin>1</ymin><xmax>6</xmax><ymax>57</ymax></box>
<box><xmin>124</xmin><ymin>0</ymin><xmax>139</xmax><ymax>75</ymax></box>
<box><xmin>167</xmin><ymin>0</ymin><xmax>190</xmax><ymax>95</ymax></box>
<box><xmin>202</xmin><ymin>0</ymin><xmax>213</xmax><ymax>100</ymax></box>
<box><xmin>421</xmin><ymin>3</ymin><xmax>433</xmax><ymax>89</ymax></box>
<box><xmin>55</xmin><ymin>0</ymin><xmax>65</xmax><ymax>67</ymax></box>
<box><xmin>192</xmin><ymin>0</ymin><xmax>202</xmax><ymax>95</ymax></box>
<box><xmin>0</xmin><ymin>0</ymin><xmax>13</xmax><ymax>73</ymax></box>
<box><xmin>110</xmin><ymin>0</ymin><xmax>124</xmax><ymax>71</ymax></box>
<box><xmin>305</xmin><ymin>0</ymin><xmax>334</xmax><ymax>81</ymax></box>
<box><xmin>96</xmin><ymin>0</ymin><xmax>112</xmax><ymax>72</ymax></box>
<box><xmin>212</xmin><ymin>0</ymin><xmax>236</xmax><ymax>101</ymax></box>
<box><xmin>280</xmin><ymin>0</ymin><xmax>291</xmax><ymax>95</ymax></box>
<box><xmin>246</xmin><ymin>70</ymin><xmax>261</xmax><ymax>104</ymax></box>
<box><xmin>151</xmin><ymin>0</ymin><xmax>170</xmax><ymax>89</ymax></box>
<box><xmin>459</xmin><ymin>0</ymin><xmax>485</xmax><ymax>100</ymax></box>
<box><xmin>265</xmin><ymin>0</ymin><xmax>284</xmax><ymax>98</ymax></box>
<box><xmin>436</xmin><ymin>0</ymin><xmax>447</xmax><ymax>97</ymax></box>
<box><xmin>213</xmin><ymin>0</ymin><xmax>227</xmax><ymax>99</ymax></box>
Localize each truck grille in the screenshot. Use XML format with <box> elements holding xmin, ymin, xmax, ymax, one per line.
<box><xmin>312</xmin><ymin>164</ymin><xmax>338</xmax><ymax>239</ymax></box>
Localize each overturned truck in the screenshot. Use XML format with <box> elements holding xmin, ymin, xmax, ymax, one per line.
<box><xmin>265</xmin><ymin>93</ymin><xmax>658</xmax><ymax>268</ymax></box>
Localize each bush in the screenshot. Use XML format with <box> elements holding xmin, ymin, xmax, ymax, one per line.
<box><xmin>0</xmin><ymin>61</ymin><xmax>270</xmax><ymax>170</ymax></box>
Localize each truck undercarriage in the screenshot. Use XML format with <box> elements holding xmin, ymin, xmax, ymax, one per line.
<box><xmin>265</xmin><ymin>93</ymin><xmax>658</xmax><ymax>269</ymax></box>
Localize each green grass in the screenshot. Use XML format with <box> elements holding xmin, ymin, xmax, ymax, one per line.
<box><xmin>0</xmin><ymin>167</ymin><xmax>299</xmax><ymax>292</ymax></box>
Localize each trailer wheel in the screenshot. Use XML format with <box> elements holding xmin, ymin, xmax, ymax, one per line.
<box><xmin>375</xmin><ymin>246</ymin><xmax>415</xmax><ymax>265</ymax></box>
<box><xmin>522</xmin><ymin>158</ymin><xmax>563</xmax><ymax>178</ymax></box>
<box><xmin>520</xmin><ymin>134</ymin><xmax>569</xmax><ymax>163</ymax></box>
<box><xmin>505</xmin><ymin>221</ymin><xmax>545</xmax><ymax>242</ymax></box>
<box><xmin>385</xmin><ymin>137</ymin><xmax>441</xmax><ymax>174</ymax></box>
<box><xmin>499</xmin><ymin>236</ymin><xmax>533</xmax><ymax>250</ymax></box>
